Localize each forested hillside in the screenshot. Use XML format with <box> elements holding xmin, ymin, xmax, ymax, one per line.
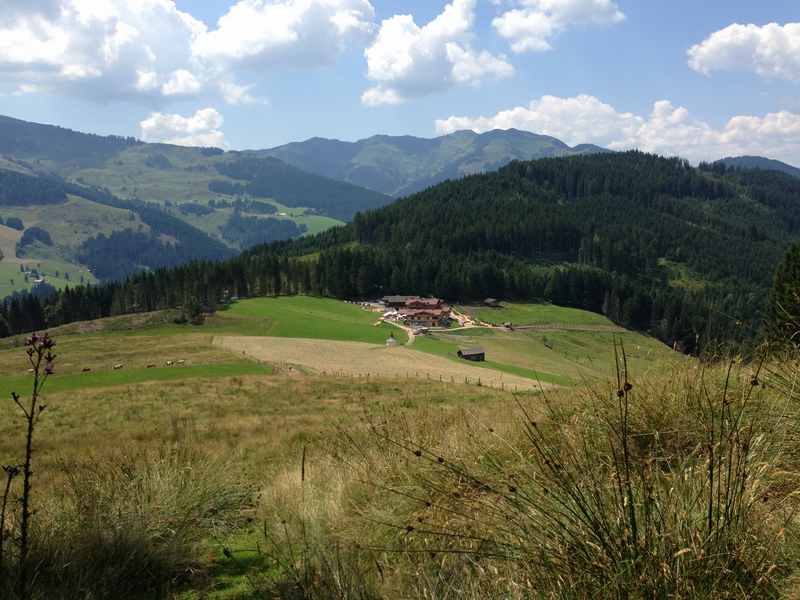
<box><xmin>3</xmin><ymin>151</ymin><xmax>798</xmax><ymax>353</ymax></box>
<box><xmin>259</xmin><ymin>129</ymin><xmax>610</xmax><ymax>196</ymax></box>
<box><xmin>0</xmin><ymin>114</ymin><xmax>139</xmax><ymax>167</ymax></box>
<box><xmin>213</xmin><ymin>155</ymin><xmax>391</xmax><ymax>220</ymax></box>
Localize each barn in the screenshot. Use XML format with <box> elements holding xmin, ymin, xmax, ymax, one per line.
<box><xmin>457</xmin><ymin>347</ymin><xmax>485</xmax><ymax>362</ymax></box>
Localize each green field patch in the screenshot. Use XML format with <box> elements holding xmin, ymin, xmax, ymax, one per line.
<box><xmin>412</xmin><ymin>335</ymin><xmax>570</xmax><ymax>386</ymax></box>
<box><xmin>415</xmin><ymin>321</ymin><xmax>677</xmax><ymax>386</ymax></box>
<box><xmin>461</xmin><ymin>302</ymin><xmax>614</xmax><ymax>327</ymax></box>
<box><xmin>658</xmin><ymin>258</ymin><xmax>708</xmax><ymax>291</ymax></box>
<box><xmin>0</xmin><ymin>362</ymin><xmax>272</xmax><ymax>397</ymax></box>
<box><xmin>292</xmin><ymin>213</ymin><xmax>345</xmax><ymax>236</ymax></box>
<box><xmin>201</xmin><ymin>296</ymin><xmax>408</xmax><ymax>344</ymax></box>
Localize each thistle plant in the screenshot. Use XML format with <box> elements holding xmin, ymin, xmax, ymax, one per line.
<box><xmin>0</xmin><ymin>464</ymin><xmax>20</xmax><ymax>576</ymax></box>
<box><xmin>9</xmin><ymin>332</ymin><xmax>56</xmax><ymax>600</ymax></box>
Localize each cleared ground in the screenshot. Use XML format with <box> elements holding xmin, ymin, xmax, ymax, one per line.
<box><xmin>215</xmin><ymin>335</ymin><xmax>546</xmax><ymax>391</ymax></box>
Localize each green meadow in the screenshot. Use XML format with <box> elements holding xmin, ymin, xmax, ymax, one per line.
<box><xmin>203</xmin><ymin>296</ymin><xmax>408</xmax><ymax>344</ymax></box>
<box><xmin>460</xmin><ymin>301</ymin><xmax>616</xmax><ymax>326</ymax></box>
<box><xmin>0</xmin><ymin>362</ymin><xmax>271</xmax><ymax>399</ymax></box>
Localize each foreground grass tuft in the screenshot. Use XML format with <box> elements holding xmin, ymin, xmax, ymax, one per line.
<box><xmin>1</xmin><ymin>446</ymin><xmax>251</xmax><ymax>600</ymax></box>
<box><xmin>259</xmin><ymin>352</ymin><xmax>800</xmax><ymax>599</ymax></box>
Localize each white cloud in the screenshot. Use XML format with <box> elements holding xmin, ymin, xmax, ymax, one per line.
<box><xmin>493</xmin><ymin>0</ymin><xmax>625</xmax><ymax>53</ymax></box>
<box><xmin>0</xmin><ymin>0</ymin><xmax>206</xmax><ymax>101</ymax></box>
<box><xmin>192</xmin><ymin>0</ymin><xmax>375</xmax><ymax>68</ymax></box>
<box><xmin>139</xmin><ymin>108</ymin><xmax>227</xmax><ymax>148</ymax></box>
<box><xmin>218</xmin><ymin>81</ymin><xmax>261</xmax><ymax>105</ymax></box>
<box><xmin>688</xmin><ymin>22</ymin><xmax>800</xmax><ymax>81</ymax></box>
<box><xmin>362</xmin><ymin>0</ymin><xmax>513</xmax><ymax>106</ymax></box>
<box><xmin>435</xmin><ymin>95</ymin><xmax>800</xmax><ymax>165</ymax></box>
<box><xmin>161</xmin><ymin>69</ymin><xmax>203</xmax><ymax>96</ymax></box>
<box><xmin>0</xmin><ymin>0</ymin><xmax>377</xmax><ymax>105</ymax></box>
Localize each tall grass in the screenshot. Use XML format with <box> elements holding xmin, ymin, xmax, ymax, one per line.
<box><xmin>0</xmin><ymin>445</ymin><xmax>251</xmax><ymax>600</ymax></box>
<box><xmin>289</xmin><ymin>348</ymin><xmax>800</xmax><ymax>598</ymax></box>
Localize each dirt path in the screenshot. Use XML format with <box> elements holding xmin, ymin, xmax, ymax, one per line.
<box><xmin>214</xmin><ymin>336</ymin><xmax>549</xmax><ymax>391</ymax></box>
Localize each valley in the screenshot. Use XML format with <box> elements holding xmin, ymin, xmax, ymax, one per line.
<box><xmin>3</xmin><ymin>3</ymin><xmax>800</xmax><ymax>597</ymax></box>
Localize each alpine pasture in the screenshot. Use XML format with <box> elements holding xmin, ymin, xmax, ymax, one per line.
<box><xmin>0</xmin><ymin>295</ymin><xmax>687</xmax><ymax>598</ymax></box>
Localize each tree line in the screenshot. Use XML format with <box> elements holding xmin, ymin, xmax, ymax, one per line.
<box><xmin>1</xmin><ymin>151</ymin><xmax>797</xmax><ymax>353</ymax></box>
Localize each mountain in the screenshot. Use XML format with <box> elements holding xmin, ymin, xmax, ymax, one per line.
<box><xmin>11</xmin><ymin>151</ymin><xmax>800</xmax><ymax>354</ymax></box>
<box><xmin>257</xmin><ymin>129</ymin><xmax>611</xmax><ymax>196</ymax></box>
<box><xmin>0</xmin><ymin>115</ymin><xmax>390</xmax><ymax>297</ymax></box>
<box><xmin>0</xmin><ymin>166</ymin><xmax>233</xmax><ymax>295</ymax></box>
<box><xmin>716</xmin><ymin>155</ymin><xmax>800</xmax><ymax>179</ymax></box>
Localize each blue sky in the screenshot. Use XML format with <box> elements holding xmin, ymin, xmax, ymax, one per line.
<box><xmin>0</xmin><ymin>0</ymin><xmax>798</xmax><ymax>164</ymax></box>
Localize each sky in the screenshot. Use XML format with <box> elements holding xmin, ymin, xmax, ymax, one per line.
<box><xmin>0</xmin><ymin>0</ymin><xmax>798</xmax><ymax>165</ymax></box>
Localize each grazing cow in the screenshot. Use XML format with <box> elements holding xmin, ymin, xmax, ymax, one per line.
<box><xmin>113</xmin><ymin>364</ymin><xmax>124</xmax><ymax>370</ymax></box>
<box><xmin>176</xmin><ymin>359</ymin><xmax>185</xmax><ymax>365</ymax></box>
<box><xmin>147</xmin><ymin>364</ymin><xmax>156</xmax><ymax>369</ymax></box>
<box><xmin>166</xmin><ymin>360</ymin><xmax>174</xmax><ymax>366</ymax></box>
<box><xmin>82</xmin><ymin>367</ymin><xmax>91</xmax><ymax>373</ymax></box>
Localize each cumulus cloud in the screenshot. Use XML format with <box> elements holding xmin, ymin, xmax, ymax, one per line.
<box><xmin>435</xmin><ymin>95</ymin><xmax>800</xmax><ymax>165</ymax></box>
<box><xmin>161</xmin><ymin>69</ymin><xmax>203</xmax><ymax>96</ymax></box>
<box><xmin>362</xmin><ymin>0</ymin><xmax>513</xmax><ymax>106</ymax></box>
<box><xmin>0</xmin><ymin>0</ymin><xmax>377</xmax><ymax>104</ymax></box>
<box><xmin>493</xmin><ymin>0</ymin><xmax>625</xmax><ymax>53</ymax></box>
<box><xmin>139</xmin><ymin>108</ymin><xmax>227</xmax><ymax>148</ymax></box>
<box><xmin>193</xmin><ymin>0</ymin><xmax>375</xmax><ymax>68</ymax></box>
<box><xmin>688</xmin><ymin>22</ymin><xmax>800</xmax><ymax>81</ymax></box>
<box><xmin>0</xmin><ymin>0</ymin><xmax>206</xmax><ymax>101</ymax></box>
<box><xmin>218</xmin><ymin>81</ymin><xmax>262</xmax><ymax>105</ymax></box>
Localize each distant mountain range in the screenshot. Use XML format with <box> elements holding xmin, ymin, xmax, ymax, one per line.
<box><xmin>3</xmin><ymin>111</ymin><xmax>800</xmax><ymax>301</ymax></box>
<box><xmin>716</xmin><ymin>156</ymin><xmax>800</xmax><ymax>179</ymax></box>
<box><xmin>0</xmin><ymin>114</ymin><xmax>389</xmax><ymax>296</ymax></box>
<box><xmin>257</xmin><ymin>129</ymin><xmax>611</xmax><ymax>197</ymax></box>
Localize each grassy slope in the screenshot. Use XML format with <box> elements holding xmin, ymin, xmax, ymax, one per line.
<box><xmin>71</xmin><ymin>146</ymin><xmax>347</xmax><ymax>247</ymax></box>
<box><xmin>0</xmin><ymin>362</ymin><xmax>269</xmax><ymax>398</ymax></box>
<box><xmin>0</xmin><ymin>194</ymin><xmax>141</xmax><ymax>296</ymax></box>
<box><xmin>415</xmin><ymin>303</ymin><xmax>676</xmax><ymax>386</ymax></box>
<box><xmin>460</xmin><ymin>302</ymin><xmax>614</xmax><ymax>326</ymax></box>
<box><xmin>0</xmin><ymin>299</ymin><xmax>687</xmax><ymax>598</ymax></box>
<box><xmin>212</xmin><ymin>296</ymin><xmax>408</xmax><ymax>344</ymax></box>
<box><xmin>413</xmin><ymin>335</ymin><xmax>572</xmax><ymax>386</ymax></box>
<box><xmin>0</xmin><ymin>298</ymin><xmax>676</xmax><ymax>393</ymax></box>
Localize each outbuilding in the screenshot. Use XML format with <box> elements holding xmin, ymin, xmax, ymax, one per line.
<box><xmin>457</xmin><ymin>347</ymin><xmax>485</xmax><ymax>362</ymax></box>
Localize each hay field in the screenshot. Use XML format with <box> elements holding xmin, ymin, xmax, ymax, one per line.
<box><xmin>215</xmin><ymin>335</ymin><xmax>547</xmax><ymax>391</ymax></box>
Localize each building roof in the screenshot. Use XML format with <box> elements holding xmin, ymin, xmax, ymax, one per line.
<box><xmin>458</xmin><ymin>346</ymin><xmax>485</xmax><ymax>356</ymax></box>
<box><xmin>407</xmin><ymin>297</ymin><xmax>444</xmax><ymax>307</ymax></box>
<box><xmin>383</xmin><ymin>295</ymin><xmax>418</xmax><ymax>303</ymax></box>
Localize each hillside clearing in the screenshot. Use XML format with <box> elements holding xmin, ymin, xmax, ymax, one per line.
<box><xmin>214</xmin><ymin>336</ymin><xmax>547</xmax><ymax>391</ymax></box>
<box><xmin>460</xmin><ymin>302</ymin><xmax>617</xmax><ymax>327</ymax></box>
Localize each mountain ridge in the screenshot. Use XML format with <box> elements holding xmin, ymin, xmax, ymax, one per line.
<box><xmin>715</xmin><ymin>155</ymin><xmax>800</xmax><ymax>179</ymax></box>
<box><xmin>257</xmin><ymin>128</ymin><xmax>612</xmax><ymax>196</ymax></box>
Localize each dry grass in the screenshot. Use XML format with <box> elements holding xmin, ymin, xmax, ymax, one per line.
<box><xmin>0</xmin><ymin>371</ymin><xmax>518</xmax><ymax>494</ymax></box>
<box><xmin>250</xmin><ymin>357</ymin><xmax>800</xmax><ymax>599</ymax></box>
<box><xmin>4</xmin><ymin>320</ymin><xmax>800</xmax><ymax>599</ymax></box>
<box><xmin>216</xmin><ymin>335</ymin><xmax>548</xmax><ymax>391</ymax></box>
